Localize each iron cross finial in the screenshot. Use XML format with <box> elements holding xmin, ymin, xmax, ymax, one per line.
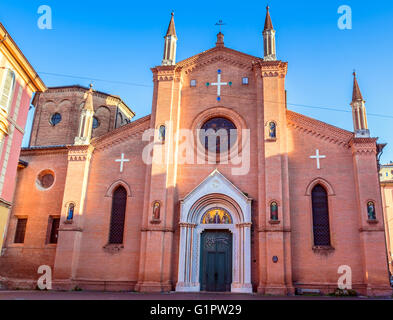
<box><xmin>215</xmin><ymin>20</ymin><xmax>226</xmax><ymax>33</ymax></box>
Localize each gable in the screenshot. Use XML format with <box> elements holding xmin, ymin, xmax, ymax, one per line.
<box><xmin>286</xmin><ymin>110</ymin><xmax>353</xmax><ymax>148</ymax></box>
<box><xmin>182</xmin><ymin>169</ymin><xmax>250</xmax><ymax>204</ymax></box>
<box><xmin>180</xmin><ymin>169</ymin><xmax>252</xmax><ymax>223</ymax></box>
<box><xmin>176</xmin><ymin>46</ymin><xmax>264</xmax><ymax>75</ymax></box>
<box><xmin>91</xmin><ymin>114</ymin><xmax>151</xmax><ymax>151</ymax></box>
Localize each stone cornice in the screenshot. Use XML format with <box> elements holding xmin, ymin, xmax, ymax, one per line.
<box><xmin>258</xmin><ymin>226</ymin><xmax>291</xmax><ymax>232</ymax></box>
<box><xmin>286</xmin><ymin>110</ymin><xmax>353</xmax><ymax>148</ymax></box>
<box><xmin>0</xmin><ymin>23</ymin><xmax>46</xmax><ymax>92</ymax></box>
<box><xmin>380</xmin><ymin>180</ymin><xmax>393</xmax><ymax>187</ymax></box>
<box><xmin>351</xmin><ymin>137</ymin><xmax>378</xmax><ymax>144</ymax></box>
<box><xmin>152</xmin><ymin>47</ymin><xmax>287</xmax><ymax>79</ymax></box>
<box><xmin>141</xmin><ymin>227</ymin><xmax>174</xmax><ymax>232</ymax></box>
<box><xmin>33</xmin><ymin>86</ymin><xmax>135</xmax><ymax>118</ymax></box>
<box><xmin>20</xmin><ymin>145</ymin><xmax>68</xmax><ymax>156</ymax></box>
<box><xmin>349</xmin><ymin>137</ymin><xmax>378</xmax><ymax>155</ymax></box>
<box><xmin>359</xmin><ymin>226</ymin><xmax>385</xmax><ymax>232</ymax></box>
<box><xmin>92</xmin><ymin>114</ymin><xmax>151</xmax><ymax>151</ymax></box>
<box><xmin>252</xmin><ymin>60</ymin><xmax>288</xmax><ymax>78</ymax></box>
<box><xmin>67</xmin><ymin>144</ymin><xmax>94</xmax><ymax>161</ymax></box>
<box><xmin>173</xmin><ymin>46</ymin><xmax>266</xmax><ymax>75</ymax></box>
<box><xmin>179</xmin><ymin>222</ymin><xmax>197</xmax><ymax>228</ymax></box>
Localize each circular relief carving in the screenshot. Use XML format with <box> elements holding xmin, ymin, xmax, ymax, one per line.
<box><xmin>36</xmin><ymin>169</ymin><xmax>55</xmax><ymax>190</ymax></box>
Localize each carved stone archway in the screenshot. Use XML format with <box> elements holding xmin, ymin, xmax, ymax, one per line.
<box><xmin>176</xmin><ymin>170</ymin><xmax>252</xmax><ymax>293</ymax></box>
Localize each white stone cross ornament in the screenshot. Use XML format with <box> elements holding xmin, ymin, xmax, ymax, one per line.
<box><xmin>115</xmin><ymin>153</ymin><xmax>130</xmax><ymax>173</ymax></box>
<box><xmin>309</xmin><ymin>149</ymin><xmax>326</xmax><ymax>169</ymax></box>
<box><xmin>206</xmin><ymin>69</ymin><xmax>232</xmax><ymax>101</ymax></box>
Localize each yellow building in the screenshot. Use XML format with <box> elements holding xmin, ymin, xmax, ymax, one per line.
<box><xmin>380</xmin><ymin>163</ymin><xmax>393</xmax><ymax>274</ymax></box>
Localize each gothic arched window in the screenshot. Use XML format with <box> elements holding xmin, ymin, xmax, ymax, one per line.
<box><xmin>67</xmin><ymin>203</ymin><xmax>75</xmax><ymax>221</ymax></box>
<box><xmin>200</xmin><ymin>117</ymin><xmax>237</xmax><ymax>154</ymax></box>
<box><xmin>0</xmin><ymin>69</ymin><xmax>15</xmax><ymax>112</ymax></box>
<box><xmin>108</xmin><ymin>186</ymin><xmax>127</xmax><ymax>244</ymax></box>
<box><xmin>311</xmin><ymin>184</ymin><xmax>331</xmax><ymax>246</ymax></box>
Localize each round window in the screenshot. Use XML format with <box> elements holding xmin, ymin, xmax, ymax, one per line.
<box><xmin>199</xmin><ymin>117</ymin><xmax>237</xmax><ymax>153</ymax></box>
<box><xmin>50</xmin><ymin>113</ymin><xmax>62</xmax><ymax>126</ymax></box>
<box><xmin>36</xmin><ymin>170</ymin><xmax>55</xmax><ymax>190</ymax></box>
<box><xmin>92</xmin><ymin>117</ymin><xmax>100</xmax><ymax>129</ymax></box>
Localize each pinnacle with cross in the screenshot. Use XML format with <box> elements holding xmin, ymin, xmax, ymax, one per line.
<box><xmin>215</xmin><ymin>20</ymin><xmax>226</xmax><ymax>33</ymax></box>
<box><xmin>215</xmin><ymin>20</ymin><xmax>226</xmax><ymax>47</ymax></box>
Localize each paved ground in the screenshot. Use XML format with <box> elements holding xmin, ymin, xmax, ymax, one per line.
<box><xmin>0</xmin><ymin>290</ymin><xmax>392</xmax><ymax>300</ymax></box>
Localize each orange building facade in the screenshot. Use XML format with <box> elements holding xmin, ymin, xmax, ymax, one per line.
<box><xmin>0</xmin><ymin>10</ymin><xmax>391</xmax><ymax>296</ymax></box>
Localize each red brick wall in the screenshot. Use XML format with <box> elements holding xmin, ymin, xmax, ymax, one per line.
<box><xmin>1</xmin><ymin>148</ymin><xmax>68</xmax><ymax>280</ymax></box>
<box><xmin>287</xmin><ymin>125</ymin><xmax>364</xmax><ymax>286</ymax></box>
<box><xmin>1</xmin><ymin>50</ymin><xmax>390</xmax><ymax>294</ymax></box>
<box><xmin>30</xmin><ymin>88</ymin><xmax>126</xmax><ymax>147</ymax></box>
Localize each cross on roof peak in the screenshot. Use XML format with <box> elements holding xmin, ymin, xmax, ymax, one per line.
<box><xmin>215</xmin><ymin>20</ymin><xmax>226</xmax><ymax>33</ymax></box>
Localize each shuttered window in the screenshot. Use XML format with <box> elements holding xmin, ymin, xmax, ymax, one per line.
<box><xmin>108</xmin><ymin>186</ymin><xmax>127</xmax><ymax>244</ymax></box>
<box><xmin>311</xmin><ymin>184</ymin><xmax>331</xmax><ymax>246</ymax></box>
<box><xmin>0</xmin><ymin>70</ymin><xmax>15</xmax><ymax>111</ymax></box>
<box><xmin>14</xmin><ymin>218</ymin><xmax>27</xmax><ymax>244</ymax></box>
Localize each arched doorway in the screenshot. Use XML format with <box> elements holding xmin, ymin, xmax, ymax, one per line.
<box><xmin>199</xmin><ymin>207</ymin><xmax>233</xmax><ymax>292</ymax></box>
<box><xmin>200</xmin><ymin>229</ymin><xmax>232</xmax><ymax>292</ymax></box>
<box><xmin>176</xmin><ymin>170</ymin><xmax>252</xmax><ymax>293</ymax></box>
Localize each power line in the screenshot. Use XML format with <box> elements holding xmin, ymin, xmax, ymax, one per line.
<box><xmin>38</xmin><ymin>71</ymin><xmax>153</xmax><ymax>88</ymax></box>
<box><xmin>38</xmin><ymin>71</ymin><xmax>393</xmax><ymax>120</ymax></box>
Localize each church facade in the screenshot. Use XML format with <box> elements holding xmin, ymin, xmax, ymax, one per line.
<box><xmin>0</xmin><ymin>9</ymin><xmax>391</xmax><ymax>296</ymax></box>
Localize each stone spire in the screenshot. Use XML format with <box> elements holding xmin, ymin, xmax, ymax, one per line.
<box><xmin>351</xmin><ymin>72</ymin><xmax>369</xmax><ymax>138</ymax></box>
<box><xmin>264</xmin><ymin>5</ymin><xmax>274</xmax><ymax>31</ymax></box>
<box><xmin>75</xmin><ymin>84</ymin><xmax>95</xmax><ymax>145</ymax></box>
<box><xmin>263</xmin><ymin>6</ymin><xmax>276</xmax><ymax>61</ymax></box>
<box><xmin>352</xmin><ymin>72</ymin><xmax>364</xmax><ymax>102</ymax></box>
<box><xmin>162</xmin><ymin>12</ymin><xmax>178</xmax><ymax>66</ymax></box>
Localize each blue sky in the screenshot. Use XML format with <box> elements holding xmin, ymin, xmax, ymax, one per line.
<box><xmin>1</xmin><ymin>0</ymin><xmax>393</xmax><ymax>162</ymax></box>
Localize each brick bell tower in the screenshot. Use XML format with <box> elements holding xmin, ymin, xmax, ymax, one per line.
<box><xmin>136</xmin><ymin>12</ymin><xmax>181</xmax><ymax>292</ymax></box>
<box><xmin>53</xmin><ymin>85</ymin><xmax>95</xmax><ymax>288</ymax></box>
<box><xmin>256</xmin><ymin>6</ymin><xmax>294</xmax><ymax>295</ymax></box>
<box><xmin>349</xmin><ymin>72</ymin><xmax>391</xmax><ymax>295</ymax></box>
